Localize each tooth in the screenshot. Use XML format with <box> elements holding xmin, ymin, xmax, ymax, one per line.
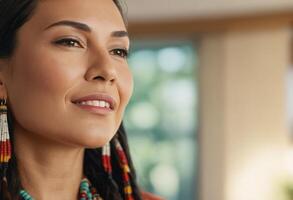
<box><xmin>77</xmin><ymin>100</ymin><xmax>111</xmax><ymax>108</ymax></box>
<box><xmin>100</xmin><ymin>101</ymin><xmax>106</xmax><ymax>108</ymax></box>
<box><xmin>92</xmin><ymin>101</ymin><xmax>99</xmax><ymax>107</ymax></box>
<box><xmin>89</xmin><ymin>101</ymin><xmax>95</xmax><ymax>106</ymax></box>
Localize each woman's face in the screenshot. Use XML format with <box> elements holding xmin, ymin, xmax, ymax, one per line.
<box><xmin>0</xmin><ymin>0</ymin><xmax>133</xmax><ymax>147</ymax></box>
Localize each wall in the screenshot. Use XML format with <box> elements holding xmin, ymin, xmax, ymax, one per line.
<box><xmin>126</xmin><ymin>0</ymin><xmax>293</xmax><ymax>22</ymax></box>
<box><xmin>127</xmin><ymin>1</ymin><xmax>293</xmax><ymax>199</ymax></box>
<box><xmin>199</xmin><ymin>23</ymin><xmax>292</xmax><ymax>200</ymax></box>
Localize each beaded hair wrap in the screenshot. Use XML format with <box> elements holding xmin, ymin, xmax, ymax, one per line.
<box><xmin>102</xmin><ymin>137</ymin><xmax>134</xmax><ymax>200</ymax></box>
<box><xmin>102</xmin><ymin>142</ymin><xmax>112</xmax><ymax>176</ymax></box>
<box><xmin>0</xmin><ymin>98</ymin><xmax>11</xmax><ymax>179</ymax></box>
<box><xmin>0</xmin><ymin>98</ymin><xmax>12</xmax><ymax>200</ymax></box>
<box><xmin>113</xmin><ymin>137</ymin><xmax>134</xmax><ymax>200</ymax></box>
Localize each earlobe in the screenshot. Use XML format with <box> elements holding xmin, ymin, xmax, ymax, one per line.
<box><xmin>0</xmin><ymin>81</ymin><xmax>8</xmax><ymax>100</ymax></box>
<box><xmin>0</xmin><ymin>59</ymin><xmax>9</xmax><ymax>99</ymax></box>
<box><xmin>0</xmin><ymin>68</ymin><xmax>8</xmax><ymax>99</ymax></box>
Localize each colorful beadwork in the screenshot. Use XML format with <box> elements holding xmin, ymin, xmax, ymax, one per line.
<box><xmin>102</xmin><ymin>142</ymin><xmax>112</xmax><ymax>175</ymax></box>
<box><xmin>19</xmin><ymin>177</ymin><xmax>103</xmax><ymax>200</ymax></box>
<box><xmin>113</xmin><ymin>137</ymin><xmax>134</xmax><ymax>200</ymax></box>
<box><xmin>18</xmin><ymin>138</ymin><xmax>134</xmax><ymax>200</ymax></box>
<box><xmin>0</xmin><ymin>99</ymin><xmax>11</xmax><ymax>178</ymax></box>
<box><xmin>101</xmin><ymin>138</ymin><xmax>135</xmax><ymax>200</ymax></box>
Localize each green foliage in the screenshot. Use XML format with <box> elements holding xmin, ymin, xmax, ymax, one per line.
<box><xmin>125</xmin><ymin>43</ymin><xmax>198</xmax><ymax>200</ymax></box>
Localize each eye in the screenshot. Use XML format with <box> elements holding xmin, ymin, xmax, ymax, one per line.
<box><xmin>110</xmin><ymin>48</ymin><xmax>129</xmax><ymax>59</ymax></box>
<box><xmin>54</xmin><ymin>38</ymin><xmax>84</xmax><ymax>48</ymax></box>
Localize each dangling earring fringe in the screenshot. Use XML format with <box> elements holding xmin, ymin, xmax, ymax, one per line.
<box><xmin>102</xmin><ymin>142</ymin><xmax>112</xmax><ymax>176</ymax></box>
<box><xmin>113</xmin><ymin>137</ymin><xmax>134</xmax><ymax>200</ymax></box>
<box><xmin>101</xmin><ymin>137</ymin><xmax>134</xmax><ymax>200</ymax></box>
<box><xmin>0</xmin><ymin>98</ymin><xmax>11</xmax><ymax>179</ymax></box>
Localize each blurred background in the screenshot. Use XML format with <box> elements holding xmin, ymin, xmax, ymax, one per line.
<box><xmin>122</xmin><ymin>0</ymin><xmax>293</xmax><ymax>200</ymax></box>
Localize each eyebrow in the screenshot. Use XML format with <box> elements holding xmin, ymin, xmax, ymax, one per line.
<box><xmin>44</xmin><ymin>20</ymin><xmax>129</xmax><ymax>38</ymax></box>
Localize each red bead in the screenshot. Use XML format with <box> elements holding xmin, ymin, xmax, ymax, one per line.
<box><xmin>80</xmin><ymin>193</ymin><xmax>87</xmax><ymax>198</ymax></box>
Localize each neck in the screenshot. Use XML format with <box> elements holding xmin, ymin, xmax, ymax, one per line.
<box><xmin>13</xmin><ymin>124</ymin><xmax>85</xmax><ymax>200</ymax></box>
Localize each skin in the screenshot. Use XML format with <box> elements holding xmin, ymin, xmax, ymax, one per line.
<box><xmin>0</xmin><ymin>0</ymin><xmax>133</xmax><ymax>199</ymax></box>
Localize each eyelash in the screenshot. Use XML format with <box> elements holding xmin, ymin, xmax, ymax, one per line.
<box><xmin>54</xmin><ymin>38</ymin><xmax>83</xmax><ymax>48</ymax></box>
<box><xmin>110</xmin><ymin>48</ymin><xmax>129</xmax><ymax>59</ymax></box>
<box><xmin>54</xmin><ymin>38</ymin><xmax>129</xmax><ymax>59</ymax></box>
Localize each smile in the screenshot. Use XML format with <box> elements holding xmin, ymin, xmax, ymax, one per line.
<box><xmin>73</xmin><ymin>100</ymin><xmax>113</xmax><ymax>115</ymax></box>
<box><xmin>72</xmin><ymin>94</ymin><xmax>116</xmax><ymax>115</ymax></box>
<box><xmin>75</xmin><ymin>100</ymin><xmax>111</xmax><ymax>108</ymax></box>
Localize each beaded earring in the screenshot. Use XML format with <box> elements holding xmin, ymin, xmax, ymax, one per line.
<box><xmin>0</xmin><ymin>98</ymin><xmax>11</xmax><ymax>179</ymax></box>
<box><xmin>102</xmin><ymin>142</ymin><xmax>112</xmax><ymax>176</ymax></box>
<box><xmin>113</xmin><ymin>137</ymin><xmax>134</xmax><ymax>200</ymax></box>
<box><xmin>102</xmin><ymin>137</ymin><xmax>134</xmax><ymax>200</ymax></box>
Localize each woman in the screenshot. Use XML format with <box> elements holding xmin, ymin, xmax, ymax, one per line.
<box><xmin>0</xmin><ymin>0</ymin><xmax>162</xmax><ymax>199</ymax></box>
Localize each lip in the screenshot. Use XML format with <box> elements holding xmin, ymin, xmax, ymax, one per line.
<box><xmin>71</xmin><ymin>93</ymin><xmax>116</xmax><ymax>110</ymax></box>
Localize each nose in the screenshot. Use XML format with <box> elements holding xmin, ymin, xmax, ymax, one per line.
<box><xmin>85</xmin><ymin>50</ymin><xmax>117</xmax><ymax>84</ymax></box>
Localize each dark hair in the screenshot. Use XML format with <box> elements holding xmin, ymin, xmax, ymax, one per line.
<box><xmin>0</xmin><ymin>0</ymin><xmax>142</xmax><ymax>199</ymax></box>
<box><xmin>0</xmin><ymin>0</ymin><xmax>128</xmax><ymax>58</ymax></box>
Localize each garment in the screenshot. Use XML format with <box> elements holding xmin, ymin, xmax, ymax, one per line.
<box><xmin>141</xmin><ymin>191</ymin><xmax>165</xmax><ymax>200</ymax></box>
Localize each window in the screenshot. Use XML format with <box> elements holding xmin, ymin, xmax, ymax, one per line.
<box><xmin>125</xmin><ymin>40</ymin><xmax>198</xmax><ymax>200</ymax></box>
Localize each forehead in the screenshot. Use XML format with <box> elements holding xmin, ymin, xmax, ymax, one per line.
<box><xmin>27</xmin><ymin>0</ymin><xmax>126</xmax><ymax>32</ymax></box>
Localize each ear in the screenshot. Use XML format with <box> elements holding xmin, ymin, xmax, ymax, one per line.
<box><xmin>0</xmin><ymin>81</ymin><xmax>8</xmax><ymax>100</ymax></box>
<box><xmin>0</xmin><ymin>59</ymin><xmax>9</xmax><ymax>100</ymax></box>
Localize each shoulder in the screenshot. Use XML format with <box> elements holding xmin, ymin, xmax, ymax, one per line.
<box><xmin>141</xmin><ymin>191</ymin><xmax>165</xmax><ymax>200</ymax></box>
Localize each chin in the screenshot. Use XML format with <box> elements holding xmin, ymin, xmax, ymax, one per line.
<box><xmin>79</xmin><ymin>129</ymin><xmax>117</xmax><ymax>148</ymax></box>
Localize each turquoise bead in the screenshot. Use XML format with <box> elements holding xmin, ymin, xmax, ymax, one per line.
<box><xmin>19</xmin><ymin>190</ymin><xmax>34</xmax><ymax>200</ymax></box>
<box><xmin>19</xmin><ymin>178</ymin><xmax>95</xmax><ymax>200</ymax></box>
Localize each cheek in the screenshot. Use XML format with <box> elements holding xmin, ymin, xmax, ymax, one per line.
<box><xmin>9</xmin><ymin>46</ymin><xmax>84</xmax><ymax>101</ymax></box>
<box><xmin>7</xmin><ymin>46</ymin><xmax>83</xmax><ymax>131</ymax></box>
<box><xmin>16</xmin><ymin>53</ymin><xmax>77</xmax><ymax>94</ymax></box>
<box><xmin>118</xmin><ymin>66</ymin><xmax>133</xmax><ymax>106</ymax></box>
<box><xmin>114</xmin><ymin>66</ymin><xmax>133</xmax><ymax>127</ymax></box>
<box><xmin>106</xmin><ymin>66</ymin><xmax>132</xmax><ymax>126</ymax></box>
